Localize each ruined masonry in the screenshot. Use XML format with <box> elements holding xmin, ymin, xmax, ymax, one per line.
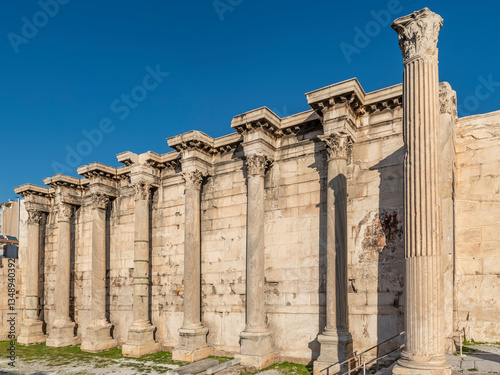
<box><xmin>5</xmin><ymin>7</ymin><xmax>500</xmax><ymax>374</ymax></box>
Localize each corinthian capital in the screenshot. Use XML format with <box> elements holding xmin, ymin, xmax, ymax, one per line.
<box><xmin>319</xmin><ymin>134</ymin><xmax>353</xmax><ymax>161</ymax></box>
<box><xmin>27</xmin><ymin>209</ymin><xmax>43</xmax><ymax>225</ymax></box>
<box><xmin>56</xmin><ymin>203</ymin><xmax>73</xmax><ymax>220</ymax></box>
<box><xmin>91</xmin><ymin>193</ymin><xmax>110</xmax><ymax>210</ymax></box>
<box><xmin>132</xmin><ymin>181</ymin><xmax>151</xmax><ymax>201</ymax></box>
<box><xmin>392</xmin><ymin>8</ymin><xmax>443</xmax><ymax>62</ymax></box>
<box><xmin>182</xmin><ymin>170</ymin><xmax>205</xmax><ymax>190</ymax></box>
<box><xmin>246</xmin><ymin>155</ymin><xmax>272</xmax><ymax>177</ymax></box>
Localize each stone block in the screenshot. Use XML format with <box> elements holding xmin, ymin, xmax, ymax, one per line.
<box><xmin>172</xmin><ymin>346</ymin><xmax>214</xmax><ymax>362</ymax></box>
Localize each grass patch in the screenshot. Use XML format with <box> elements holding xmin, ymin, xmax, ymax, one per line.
<box><xmin>253</xmin><ymin>361</ymin><xmax>313</xmax><ymax>375</ymax></box>
<box><xmin>463</xmin><ymin>339</ymin><xmax>486</xmax><ymax>346</ymax></box>
<box><xmin>0</xmin><ymin>340</ymin><xmax>233</xmax><ymax>372</ymax></box>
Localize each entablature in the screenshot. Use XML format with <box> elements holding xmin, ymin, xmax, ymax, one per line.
<box><xmin>14</xmin><ymin>184</ymin><xmax>52</xmax><ymax>212</ymax></box>
<box><xmin>43</xmin><ymin>174</ymin><xmax>83</xmax><ymax>207</ymax></box>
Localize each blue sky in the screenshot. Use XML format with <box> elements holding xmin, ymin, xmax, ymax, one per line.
<box><xmin>1</xmin><ymin>0</ymin><xmax>499</xmax><ymax>200</ymax></box>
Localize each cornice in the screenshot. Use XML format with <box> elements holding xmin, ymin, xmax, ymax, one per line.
<box><xmin>14</xmin><ymin>184</ymin><xmax>53</xmax><ymax>198</ymax></box>
<box><xmin>77</xmin><ymin>162</ymin><xmax>118</xmax><ymax>181</ymax></box>
<box><xmin>43</xmin><ymin>174</ymin><xmax>82</xmax><ymax>189</ymax></box>
<box><xmin>230</xmin><ymin>107</ymin><xmax>282</xmax><ymax>137</ymax></box>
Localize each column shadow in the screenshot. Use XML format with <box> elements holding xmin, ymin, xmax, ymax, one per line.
<box><xmin>39</xmin><ymin>213</ymin><xmax>47</xmax><ymax>333</ymax></box>
<box><xmin>105</xmin><ymin>203</ymin><xmax>112</xmax><ymax>336</ymax></box>
<box><xmin>149</xmin><ymin>189</ymin><xmax>156</xmax><ymax>339</ymax></box>
<box><xmin>370</xmin><ymin>146</ymin><xmax>405</xmax><ymax>369</ymax></box>
<box><xmin>70</xmin><ymin>207</ymin><xmax>77</xmax><ymax>335</ymax></box>
<box><xmin>308</xmin><ymin>139</ymin><xmax>328</xmax><ymax>364</ymax></box>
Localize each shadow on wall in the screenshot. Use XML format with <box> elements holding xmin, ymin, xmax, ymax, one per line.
<box><xmin>40</xmin><ymin>213</ymin><xmax>47</xmax><ymax>334</ymax></box>
<box><xmin>307</xmin><ymin>139</ymin><xmax>329</xmax><ymax>364</ymax></box>
<box><xmin>370</xmin><ymin>146</ymin><xmax>405</xmax><ymax>364</ymax></box>
<box><xmin>70</xmin><ymin>207</ymin><xmax>77</xmax><ymax>336</ymax></box>
<box><xmin>105</xmin><ymin>203</ymin><xmax>112</xmax><ymax>337</ymax></box>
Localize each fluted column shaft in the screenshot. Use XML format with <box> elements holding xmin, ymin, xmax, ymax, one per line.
<box><xmin>403</xmin><ymin>56</ymin><xmax>443</xmax><ymax>356</ymax></box>
<box><xmin>392</xmin><ymin>8</ymin><xmax>451</xmax><ymax>374</ymax></box>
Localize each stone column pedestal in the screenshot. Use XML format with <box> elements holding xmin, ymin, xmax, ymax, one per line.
<box><xmin>391</xmin><ymin>8</ymin><xmax>451</xmax><ymax>375</ymax></box>
<box><xmin>123</xmin><ymin>181</ymin><xmax>159</xmax><ymax>357</ymax></box>
<box><xmin>172</xmin><ymin>171</ymin><xmax>213</xmax><ymax>362</ymax></box>
<box><xmin>18</xmin><ymin>208</ymin><xmax>46</xmax><ymax>345</ymax></box>
<box><xmin>314</xmin><ymin>135</ymin><xmax>353</xmax><ymax>375</ymax></box>
<box><xmin>47</xmin><ymin>203</ymin><xmax>79</xmax><ymax>347</ymax></box>
<box><xmin>81</xmin><ymin>194</ymin><xmax>117</xmax><ymax>353</ymax></box>
<box><xmin>236</xmin><ymin>155</ymin><xmax>276</xmax><ymax>370</ymax></box>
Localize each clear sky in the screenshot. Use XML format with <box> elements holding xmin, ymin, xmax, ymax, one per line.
<box><xmin>0</xmin><ymin>0</ymin><xmax>499</xmax><ymax>200</ymax></box>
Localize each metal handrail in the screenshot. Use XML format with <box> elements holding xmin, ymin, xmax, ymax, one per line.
<box><xmin>320</xmin><ymin>331</ymin><xmax>405</xmax><ymax>375</ymax></box>
<box><xmin>341</xmin><ymin>344</ymin><xmax>405</xmax><ymax>375</ymax></box>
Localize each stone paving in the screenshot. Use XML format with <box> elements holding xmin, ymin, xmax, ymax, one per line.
<box><xmin>448</xmin><ymin>344</ymin><xmax>500</xmax><ymax>374</ymax></box>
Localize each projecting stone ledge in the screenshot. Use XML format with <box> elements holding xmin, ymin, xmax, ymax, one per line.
<box><xmin>172</xmin><ymin>346</ymin><xmax>214</xmax><ymax>363</ymax></box>
<box><xmin>167</xmin><ymin>358</ymin><xmax>219</xmax><ymax>375</ymax></box>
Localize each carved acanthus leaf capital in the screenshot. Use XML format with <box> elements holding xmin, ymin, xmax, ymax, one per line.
<box><xmin>319</xmin><ymin>134</ymin><xmax>353</xmax><ymax>161</ymax></box>
<box><xmin>91</xmin><ymin>193</ymin><xmax>110</xmax><ymax>210</ymax></box>
<box><xmin>56</xmin><ymin>203</ymin><xmax>73</xmax><ymax>220</ymax></box>
<box><xmin>392</xmin><ymin>8</ymin><xmax>443</xmax><ymax>62</ymax></box>
<box><xmin>182</xmin><ymin>170</ymin><xmax>205</xmax><ymax>190</ymax></box>
<box><xmin>132</xmin><ymin>181</ymin><xmax>152</xmax><ymax>201</ymax></box>
<box><xmin>246</xmin><ymin>155</ymin><xmax>273</xmax><ymax>177</ymax></box>
<box><xmin>27</xmin><ymin>209</ymin><xmax>43</xmax><ymax>225</ymax></box>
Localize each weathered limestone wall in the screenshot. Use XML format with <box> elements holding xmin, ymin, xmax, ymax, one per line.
<box><xmin>152</xmin><ymin>176</ymin><xmax>186</xmax><ymax>349</ymax></box>
<box><xmin>455</xmin><ymin>110</ymin><xmax>500</xmax><ymax>343</ymax></box>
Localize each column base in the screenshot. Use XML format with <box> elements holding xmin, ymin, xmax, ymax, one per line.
<box><xmin>240</xmin><ymin>329</ymin><xmax>274</xmax><ymax>357</ymax></box>
<box><xmin>392</xmin><ymin>355</ymin><xmax>451</xmax><ymax>375</ymax></box>
<box><xmin>17</xmin><ymin>319</ymin><xmax>46</xmax><ymax>345</ymax></box>
<box><xmin>172</xmin><ymin>326</ymin><xmax>212</xmax><ymax>362</ymax></box>
<box><xmin>122</xmin><ymin>324</ymin><xmax>160</xmax><ymax>357</ymax></box>
<box><xmin>80</xmin><ymin>322</ymin><xmax>117</xmax><ymax>353</ymax></box>
<box><xmin>235</xmin><ymin>352</ymin><xmax>276</xmax><ymax>371</ymax></box>
<box><xmin>46</xmin><ymin>320</ymin><xmax>79</xmax><ymax>347</ymax></box>
<box><xmin>316</xmin><ymin>330</ymin><xmax>353</xmax><ymax>364</ymax></box>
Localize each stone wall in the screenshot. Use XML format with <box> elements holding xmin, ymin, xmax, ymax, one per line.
<box><xmin>5</xmin><ymin>79</ymin><xmax>500</xmax><ymax>366</ymax></box>
<box><xmin>455</xmin><ymin>110</ymin><xmax>500</xmax><ymax>343</ymax></box>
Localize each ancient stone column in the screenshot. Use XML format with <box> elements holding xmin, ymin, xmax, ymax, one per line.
<box><xmin>392</xmin><ymin>8</ymin><xmax>451</xmax><ymax>375</ymax></box>
<box><xmin>46</xmin><ymin>203</ymin><xmax>78</xmax><ymax>347</ymax></box>
<box><xmin>81</xmin><ymin>193</ymin><xmax>117</xmax><ymax>352</ymax></box>
<box><xmin>173</xmin><ymin>170</ymin><xmax>213</xmax><ymax>362</ymax></box>
<box><xmin>314</xmin><ymin>135</ymin><xmax>353</xmax><ymax>373</ymax></box>
<box><xmin>18</xmin><ymin>208</ymin><xmax>46</xmax><ymax>345</ymax></box>
<box><xmin>237</xmin><ymin>154</ymin><xmax>275</xmax><ymax>368</ymax></box>
<box><xmin>123</xmin><ymin>181</ymin><xmax>159</xmax><ymax>357</ymax></box>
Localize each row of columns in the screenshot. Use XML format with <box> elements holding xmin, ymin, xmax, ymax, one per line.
<box><xmin>17</xmin><ymin>142</ymin><xmax>355</xmax><ymax>369</ymax></box>
<box><xmin>17</xmin><ymin>9</ymin><xmax>451</xmax><ymax>374</ymax></box>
